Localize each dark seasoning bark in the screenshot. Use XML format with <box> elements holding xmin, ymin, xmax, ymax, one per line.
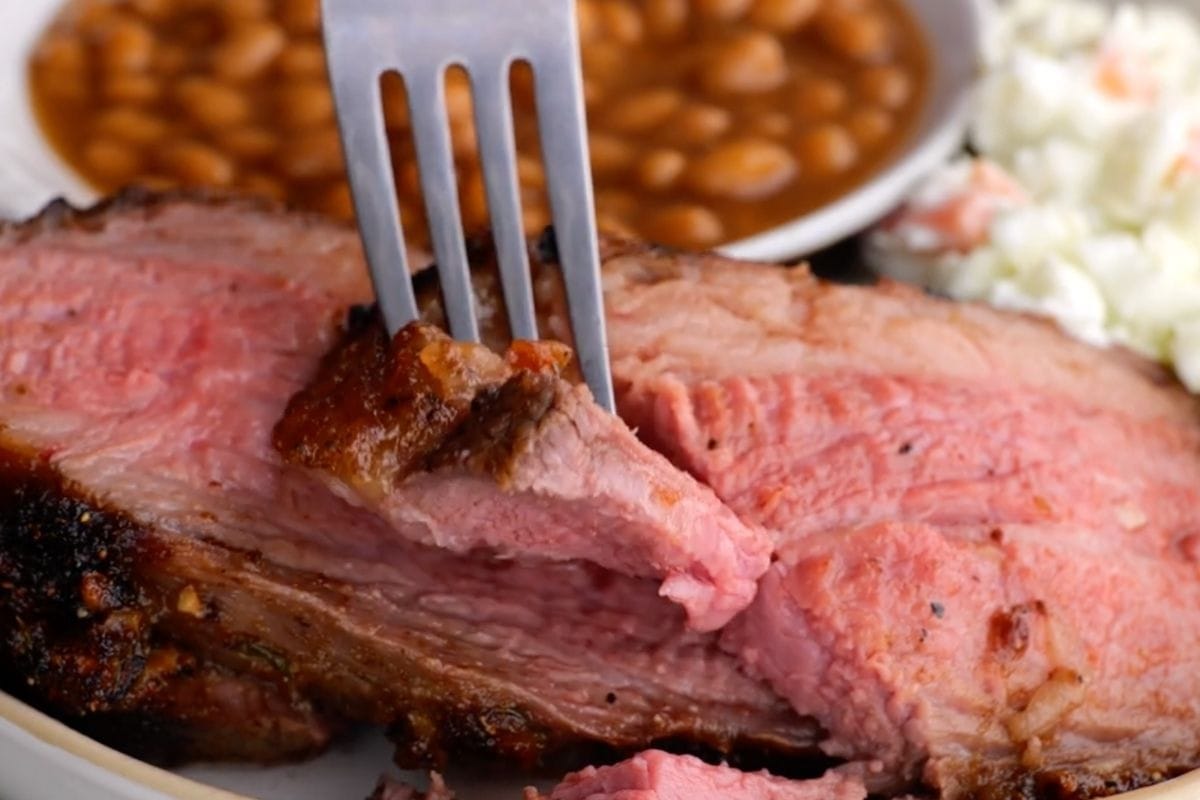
<box><xmin>0</xmin><ymin>441</ymin><xmax>336</xmax><ymax>763</ymax></box>
<box><xmin>273</xmin><ymin>313</ymin><xmax>573</xmax><ymax>491</ymax></box>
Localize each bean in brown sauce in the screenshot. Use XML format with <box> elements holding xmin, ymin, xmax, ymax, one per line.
<box><xmin>30</xmin><ymin>0</ymin><xmax>929</xmax><ymax>252</ymax></box>
<box><xmin>645</xmin><ymin>203</ymin><xmax>726</xmax><ymax>250</ymax></box>
<box><xmin>688</xmin><ymin>138</ymin><xmax>797</xmax><ymax>200</ymax></box>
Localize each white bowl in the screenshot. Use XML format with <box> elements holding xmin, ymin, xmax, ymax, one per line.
<box><xmin>1</xmin><ymin>0</ymin><xmax>980</xmax><ymax>261</ymax></box>
<box><xmin>718</xmin><ymin>0</ymin><xmax>985</xmax><ymax>262</ymax></box>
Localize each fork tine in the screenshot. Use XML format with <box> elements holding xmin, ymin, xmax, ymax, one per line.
<box><xmin>471</xmin><ymin>60</ymin><xmax>538</xmax><ymax>342</ymax></box>
<box><xmin>531</xmin><ymin>55</ymin><xmax>615</xmax><ymax>411</ymax></box>
<box><xmin>407</xmin><ymin>67</ymin><xmax>480</xmax><ymax>342</ymax></box>
<box><xmin>327</xmin><ymin>64</ymin><xmax>418</xmax><ymax>334</ymax></box>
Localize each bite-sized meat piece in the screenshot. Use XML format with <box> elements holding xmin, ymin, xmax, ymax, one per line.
<box><xmin>274</xmin><ymin>317</ymin><xmax>770</xmax><ymax>632</ymax></box>
<box><xmin>427</xmin><ymin>231</ymin><xmax>1200</xmax><ymax>798</ymax></box>
<box><xmin>0</xmin><ymin>193</ymin><xmax>815</xmax><ymax>771</ymax></box>
<box><xmin>369</xmin><ymin>773</ymin><xmax>454</xmax><ymax>800</ymax></box>
<box><xmin>528</xmin><ymin>751</ymin><xmax>866</xmax><ymax>800</ymax></box>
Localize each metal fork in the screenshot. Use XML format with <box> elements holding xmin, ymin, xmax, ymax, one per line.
<box><xmin>321</xmin><ymin>0</ymin><xmax>615</xmax><ymax>411</ymax></box>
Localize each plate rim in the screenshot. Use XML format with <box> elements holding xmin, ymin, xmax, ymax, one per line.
<box><xmin>0</xmin><ymin>690</ymin><xmax>248</xmax><ymax>800</ymax></box>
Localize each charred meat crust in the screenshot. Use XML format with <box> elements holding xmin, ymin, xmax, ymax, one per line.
<box><xmin>273</xmin><ymin>317</ymin><xmax>570</xmax><ymax>491</ymax></box>
<box><xmin>0</xmin><ymin>440</ymin><xmax>152</xmax><ymax>713</ymax></box>
<box><xmin>0</xmin><ymin>440</ymin><xmax>334</xmax><ymax>763</ymax></box>
<box><xmin>956</xmin><ymin>763</ymin><xmax>1195</xmax><ymax>800</ymax></box>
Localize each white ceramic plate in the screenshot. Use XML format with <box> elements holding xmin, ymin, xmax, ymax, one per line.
<box><xmin>0</xmin><ymin>2</ymin><xmax>1195</xmax><ymax>799</ymax></box>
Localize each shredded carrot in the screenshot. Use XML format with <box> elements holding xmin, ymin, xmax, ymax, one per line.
<box><xmin>1094</xmin><ymin>45</ymin><xmax>1158</xmax><ymax>103</ymax></box>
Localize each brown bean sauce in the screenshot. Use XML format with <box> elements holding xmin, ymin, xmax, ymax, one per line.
<box><xmin>29</xmin><ymin>0</ymin><xmax>929</xmax><ymax>251</ymax></box>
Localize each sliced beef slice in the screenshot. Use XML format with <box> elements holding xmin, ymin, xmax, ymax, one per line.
<box><xmin>430</xmin><ymin>232</ymin><xmax>1200</xmax><ymax>797</ymax></box>
<box><xmin>592</xmin><ymin>245</ymin><xmax>1200</xmax><ymax>796</ymax></box>
<box><xmin>0</xmin><ymin>194</ymin><xmax>814</xmax><ymax>769</ymax></box>
<box><xmin>591</xmin><ymin>244</ymin><xmax>1200</xmax><ymax>553</ymax></box>
<box><xmin>530</xmin><ymin>750</ymin><xmax>866</xmax><ymax>800</ymax></box>
<box><xmin>723</xmin><ymin>522</ymin><xmax>1200</xmax><ymax>798</ymax></box>
<box><xmin>273</xmin><ymin>317</ymin><xmax>770</xmax><ymax>632</ymax></box>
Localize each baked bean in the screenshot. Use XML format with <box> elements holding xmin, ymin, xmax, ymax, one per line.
<box><xmin>460</xmin><ymin>171</ymin><xmax>489</xmax><ymax>230</ymax></box>
<box><xmin>212</xmin><ymin>21</ymin><xmax>286</xmax><ymax>81</ymax></box>
<box><xmin>582</xmin><ymin>41</ymin><xmax>624</xmax><ymax>82</ymax></box>
<box><xmin>219</xmin><ymin>0</ymin><xmax>271</xmax><ymax>23</ymax></box>
<box><xmin>796</xmin><ymin>123</ymin><xmax>859</xmax><ymax>174</ymax></box>
<box><xmin>275</xmin><ymin>79</ymin><xmax>335</xmax><ymax>130</ymax></box>
<box><xmin>509</xmin><ymin>61</ymin><xmax>536</xmax><ymax>107</ymax></box>
<box><xmin>673</xmin><ymin>104</ymin><xmax>732</xmax><ymax>146</ymax></box>
<box><xmin>858</xmin><ymin>64</ymin><xmax>911</xmax><ymax>109</ymax></box>
<box><xmin>278</xmin><ymin>129</ymin><xmax>344</xmax><ymax>180</ymax></box>
<box><xmin>818</xmin><ymin>9</ymin><xmax>893</xmax><ymax>63</ymax></box>
<box><xmin>95</xmin><ymin>107</ymin><xmax>168</xmax><ymax>145</ymax></box>
<box><xmin>588</xmin><ymin>132</ymin><xmax>636</xmax><ymax>175</ymax></box>
<box><xmin>32</xmin><ymin>0</ymin><xmax>928</xmax><ymax>250</ymax></box>
<box><xmin>451</xmin><ymin>117</ymin><xmax>478</xmax><ymax>158</ymax></box>
<box><xmin>318</xmin><ymin>181</ymin><xmax>355</xmax><ymax>221</ymax></box>
<box><xmin>35</xmin><ymin>36</ymin><xmax>87</xmax><ymax>74</ymax></box>
<box><xmin>398</xmin><ymin>198</ymin><xmax>426</xmax><ymax>233</ymax></box>
<box><xmin>159</xmin><ymin>140</ymin><xmax>235</xmax><ymax>186</ymax></box>
<box><xmin>584</xmin><ymin>79</ymin><xmax>605</xmax><ymax>110</ymax></box>
<box><xmin>83</xmin><ymin>138</ymin><xmax>142</xmax><ymax>183</ymax></box>
<box><xmin>520</xmin><ymin>182</ymin><xmax>546</xmax><ymax>210</ymax></box>
<box><xmin>598</xmin><ymin>1</ymin><xmax>644</xmax><ymax>45</ymax></box>
<box><xmin>847</xmin><ymin>107</ymin><xmax>893</xmax><ymax>146</ymax></box>
<box><xmin>608</xmin><ymin>88</ymin><xmax>684</xmax><ymax>133</ymax></box>
<box><xmin>279</xmin><ymin>0</ymin><xmax>320</xmax><ymax>35</ymax></box>
<box><xmin>36</xmin><ymin>69</ymin><xmax>89</xmax><ymax>103</ymax></box>
<box><xmin>644</xmin><ymin>0</ymin><xmax>688</xmax><ymax>39</ymax></box>
<box><xmin>702</xmin><ymin>31</ymin><xmax>789</xmax><ymax>94</ymax></box>
<box><xmin>218</xmin><ymin>126</ymin><xmax>279</xmax><ymax>160</ymax></box>
<box><xmin>77</xmin><ymin>0</ymin><xmax>119</xmax><ymax>28</ymax></box>
<box><xmin>687</xmin><ymin>138</ymin><xmax>797</xmax><ymax>200</ymax></box>
<box><xmin>695</xmin><ymin>0</ymin><xmax>753</xmax><ymax>22</ymax></box>
<box><xmin>637</xmin><ymin>148</ymin><xmax>687</xmax><ymax>191</ymax></box>
<box><xmin>644</xmin><ymin>204</ymin><xmax>725</xmax><ymax>250</ymax></box>
<box><xmin>240</xmin><ymin>172</ymin><xmax>286</xmax><ymax>202</ymax></box>
<box><xmin>577</xmin><ymin>0</ymin><xmax>602</xmax><ymax>42</ymax></box>
<box><xmin>517</xmin><ymin>155</ymin><xmax>546</xmax><ymax>190</ymax></box>
<box><xmin>445</xmin><ymin>70</ymin><xmax>474</xmax><ymax>125</ymax></box>
<box><xmin>99</xmin><ymin>18</ymin><xmax>155</xmax><ymax>73</ymax></box>
<box><xmin>523</xmin><ymin>204</ymin><xmax>550</xmax><ymax>235</ymax></box>
<box><xmin>795</xmin><ymin>76</ymin><xmax>848</xmax><ymax>120</ymax></box>
<box><xmin>749</xmin><ymin>0</ymin><xmax>820</xmax><ymax>32</ymax></box>
<box><xmin>396</xmin><ymin>159</ymin><xmax>420</xmax><ymax>196</ymax></box>
<box><xmin>129</xmin><ymin>0</ymin><xmax>171</xmax><ymax>21</ymax></box>
<box><xmin>753</xmin><ymin>111</ymin><xmax>791</xmax><ymax>138</ymax></box>
<box><xmin>103</xmin><ymin>74</ymin><xmax>161</xmax><ymax>104</ymax></box>
<box><xmin>276</xmin><ymin>41</ymin><xmax>326</xmax><ymax>78</ymax></box>
<box><xmin>381</xmin><ymin>72</ymin><xmax>410</xmax><ymax>129</ymax></box>
<box><xmin>175</xmin><ymin>78</ymin><xmax>250</xmax><ymax>129</ymax></box>
<box><xmin>153</xmin><ymin>44</ymin><xmax>189</xmax><ymax>76</ymax></box>
<box><xmin>597</xmin><ymin>213</ymin><xmax>638</xmax><ymax>239</ymax></box>
<box><xmin>594</xmin><ymin>189</ymin><xmax>637</xmax><ymax>218</ymax></box>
